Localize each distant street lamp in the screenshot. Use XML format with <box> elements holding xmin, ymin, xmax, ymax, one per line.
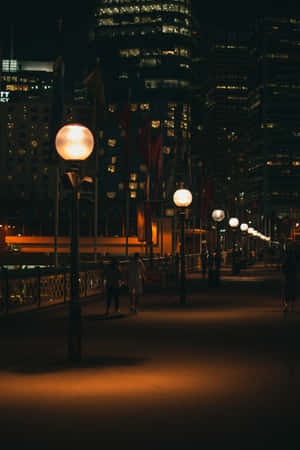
<box><xmin>240</xmin><ymin>223</ymin><xmax>249</xmax><ymax>267</ymax></box>
<box><xmin>240</xmin><ymin>223</ymin><xmax>248</xmax><ymax>233</ymax></box>
<box><xmin>212</xmin><ymin>209</ymin><xmax>225</xmax><ymax>285</ymax></box>
<box><xmin>229</xmin><ymin>217</ymin><xmax>240</xmax><ymax>275</ymax></box>
<box><xmin>55</xmin><ymin>124</ymin><xmax>94</xmax><ymax>363</ymax></box>
<box><xmin>173</xmin><ymin>188</ymin><xmax>192</xmax><ymax>305</ymax></box>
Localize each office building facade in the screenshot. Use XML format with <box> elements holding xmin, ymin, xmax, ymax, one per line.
<box><xmin>90</xmin><ymin>0</ymin><xmax>193</xmax><ymax>232</ymax></box>
<box><xmin>248</xmin><ymin>17</ymin><xmax>300</xmax><ymax>237</ymax></box>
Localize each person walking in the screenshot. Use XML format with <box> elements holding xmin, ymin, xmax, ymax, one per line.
<box><xmin>104</xmin><ymin>258</ymin><xmax>122</xmax><ymax>314</ymax></box>
<box><xmin>282</xmin><ymin>246</ymin><xmax>297</xmax><ymax>312</ymax></box>
<box><xmin>127</xmin><ymin>252</ymin><xmax>146</xmax><ymax>313</ymax></box>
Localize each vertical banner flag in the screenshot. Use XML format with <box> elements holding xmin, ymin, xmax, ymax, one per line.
<box><xmin>83</xmin><ymin>57</ymin><xmax>106</xmax><ymax>130</ymax></box>
<box><xmin>117</xmin><ymin>104</ymin><xmax>130</xmax><ymax>184</ymax></box>
<box><xmin>151</xmin><ymin>131</ymin><xmax>163</xmax><ymax>200</ymax></box>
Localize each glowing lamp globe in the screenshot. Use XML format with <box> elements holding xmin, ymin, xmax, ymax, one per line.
<box><xmin>248</xmin><ymin>227</ymin><xmax>255</xmax><ymax>234</ymax></box>
<box><xmin>173</xmin><ymin>189</ymin><xmax>192</xmax><ymax>208</ymax></box>
<box><xmin>212</xmin><ymin>209</ymin><xmax>225</xmax><ymax>222</ymax></box>
<box><xmin>240</xmin><ymin>223</ymin><xmax>248</xmax><ymax>232</ymax></box>
<box><xmin>229</xmin><ymin>217</ymin><xmax>239</xmax><ymax>228</ymax></box>
<box><xmin>55</xmin><ymin>124</ymin><xmax>94</xmax><ymax>161</ymax></box>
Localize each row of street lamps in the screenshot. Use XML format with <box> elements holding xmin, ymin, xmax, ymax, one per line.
<box><xmin>212</xmin><ymin>209</ymin><xmax>271</xmax><ymax>275</ymax></box>
<box><xmin>55</xmin><ymin>123</ymin><xmax>274</xmax><ymax>362</ymax></box>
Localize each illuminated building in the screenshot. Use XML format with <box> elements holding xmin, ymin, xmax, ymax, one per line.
<box><xmin>0</xmin><ymin>59</ymin><xmax>56</xmax><ymax>234</ymax></box>
<box><xmin>90</xmin><ymin>0</ymin><xmax>193</xmax><ymax>232</ymax></box>
<box><xmin>0</xmin><ymin>59</ymin><xmax>53</xmax><ymax>102</ymax></box>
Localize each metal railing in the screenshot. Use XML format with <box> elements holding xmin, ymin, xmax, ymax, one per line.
<box><xmin>0</xmin><ymin>254</ymin><xmax>201</xmax><ymax>316</ymax></box>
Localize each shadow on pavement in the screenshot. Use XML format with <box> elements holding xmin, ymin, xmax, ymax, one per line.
<box><xmin>84</xmin><ymin>313</ymin><xmax>129</xmax><ymax>320</ymax></box>
<box><xmin>2</xmin><ymin>355</ymin><xmax>148</xmax><ymax>375</ymax></box>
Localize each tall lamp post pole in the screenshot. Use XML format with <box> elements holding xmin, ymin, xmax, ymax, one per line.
<box><xmin>55</xmin><ymin>124</ymin><xmax>94</xmax><ymax>363</ymax></box>
<box><xmin>229</xmin><ymin>217</ymin><xmax>240</xmax><ymax>275</ymax></box>
<box><xmin>212</xmin><ymin>209</ymin><xmax>225</xmax><ymax>285</ymax></box>
<box><xmin>173</xmin><ymin>188</ymin><xmax>192</xmax><ymax>305</ymax></box>
<box><xmin>240</xmin><ymin>223</ymin><xmax>249</xmax><ymax>268</ymax></box>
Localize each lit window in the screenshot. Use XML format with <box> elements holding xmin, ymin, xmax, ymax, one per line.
<box><xmin>130</xmin><ymin>104</ymin><xmax>138</xmax><ymax>112</ymax></box>
<box><xmin>106</xmin><ymin>192</ymin><xmax>116</xmax><ymax>199</ymax></box>
<box><xmin>108</xmin><ymin>165</ymin><xmax>115</xmax><ymax>173</ymax></box>
<box><xmin>130</xmin><ymin>191</ymin><xmax>136</xmax><ymax>199</ymax></box>
<box><xmin>129</xmin><ymin>182</ymin><xmax>138</xmax><ymax>190</ymax></box>
<box><xmin>130</xmin><ymin>173</ymin><xmax>137</xmax><ymax>181</ymax></box>
<box><xmin>152</xmin><ymin>120</ymin><xmax>160</xmax><ymax>128</ymax></box>
<box><xmin>112</xmin><ymin>156</ymin><xmax>117</xmax><ymax>164</ymax></box>
<box><xmin>108</xmin><ymin>139</ymin><xmax>116</xmax><ymax>147</ymax></box>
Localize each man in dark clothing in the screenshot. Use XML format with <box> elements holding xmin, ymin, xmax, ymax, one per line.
<box><xmin>104</xmin><ymin>258</ymin><xmax>122</xmax><ymax>314</ymax></box>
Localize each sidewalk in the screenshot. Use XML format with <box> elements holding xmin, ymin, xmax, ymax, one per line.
<box><xmin>0</xmin><ymin>265</ymin><xmax>299</xmax><ymax>449</ymax></box>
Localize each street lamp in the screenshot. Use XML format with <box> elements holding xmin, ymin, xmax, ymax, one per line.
<box><xmin>240</xmin><ymin>223</ymin><xmax>249</xmax><ymax>268</ymax></box>
<box><xmin>229</xmin><ymin>217</ymin><xmax>240</xmax><ymax>275</ymax></box>
<box><xmin>173</xmin><ymin>188</ymin><xmax>192</xmax><ymax>305</ymax></box>
<box><xmin>212</xmin><ymin>209</ymin><xmax>225</xmax><ymax>285</ymax></box>
<box><xmin>55</xmin><ymin>124</ymin><xmax>94</xmax><ymax>363</ymax></box>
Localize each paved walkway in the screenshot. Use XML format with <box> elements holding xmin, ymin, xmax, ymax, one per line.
<box><xmin>0</xmin><ymin>264</ymin><xmax>299</xmax><ymax>449</ymax></box>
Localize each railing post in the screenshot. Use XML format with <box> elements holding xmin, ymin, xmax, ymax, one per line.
<box><xmin>175</xmin><ymin>253</ymin><xmax>179</xmax><ymax>288</ymax></box>
<box><xmin>63</xmin><ymin>270</ymin><xmax>67</xmax><ymax>303</ymax></box>
<box><xmin>4</xmin><ymin>268</ymin><xmax>9</xmax><ymax>315</ymax></box>
<box><xmin>85</xmin><ymin>270</ymin><xmax>88</xmax><ymax>298</ymax></box>
<box><xmin>37</xmin><ymin>267</ymin><xmax>41</xmax><ymax>308</ymax></box>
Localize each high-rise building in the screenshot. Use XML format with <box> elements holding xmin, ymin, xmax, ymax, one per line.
<box><xmin>248</xmin><ymin>17</ymin><xmax>300</xmax><ymax>237</ymax></box>
<box><xmin>198</xmin><ymin>30</ymin><xmax>251</xmax><ymax>222</ymax></box>
<box><xmin>89</xmin><ymin>0</ymin><xmax>193</xmax><ymax>233</ymax></box>
<box><xmin>0</xmin><ymin>59</ymin><xmax>55</xmax><ymax>233</ymax></box>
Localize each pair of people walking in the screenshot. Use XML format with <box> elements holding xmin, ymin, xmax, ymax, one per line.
<box><xmin>103</xmin><ymin>253</ymin><xmax>146</xmax><ymax>315</ymax></box>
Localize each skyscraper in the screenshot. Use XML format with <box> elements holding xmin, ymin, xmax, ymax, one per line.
<box><xmin>89</xmin><ymin>0</ymin><xmax>193</xmax><ymax>233</ymax></box>
<box><xmin>248</xmin><ymin>17</ymin><xmax>300</xmax><ymax>237</ymax></box>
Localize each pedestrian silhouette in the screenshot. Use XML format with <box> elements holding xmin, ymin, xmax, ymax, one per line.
<box><xmin>104</xmin><ymin>258</ymin><xmax>122</xmax><ymax>314</ymax></box>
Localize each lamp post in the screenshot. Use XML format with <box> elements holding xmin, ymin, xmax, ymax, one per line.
<box><xmin>55</xmin><ymin>124</ymin><xmax>94</xmax><ymax>363</ymax></box>
<box><xmin>173</xmin><ymin>188</ymin><xmax>192</xmax><ymax>305</ymax></box>
<box><xmin>229</xmin><ymin>217</ymin><xmax>240</xmax><ymax>275</ymax></box>
<box><xmin>212</xmin><ymin>209</ymin><xmax>225</xmax><ymax>285</ymax></box>
<box><xmin>240</xmin><ymin>223</ymin><xmax>248</xmax><ymax>268</ymax></box>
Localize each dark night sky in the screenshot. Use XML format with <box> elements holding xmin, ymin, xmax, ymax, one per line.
<box><xmin>1</xmin><ymin>1</ymin><xmax>300</xmax><ymax>60</ymax></box>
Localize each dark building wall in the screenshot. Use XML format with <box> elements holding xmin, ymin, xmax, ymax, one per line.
<box><xmin>248</xmin><ymin>17</ymin><xmax>300</xmax><ymax>226</ymax></box>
